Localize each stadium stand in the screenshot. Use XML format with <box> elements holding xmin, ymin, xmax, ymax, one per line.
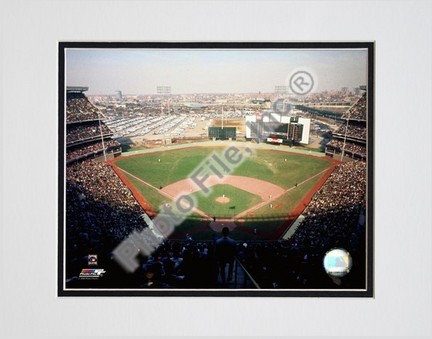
<box><xmin>326</xmin><ymin>139</ymin><xmax>366</xmax><ymax>158</ymax></box>
<box><xmin>65</xmin><ymin>88</ymin><xmax>134</xmax><ymax>282</ymax></box>
<box><xmin>65</xmin><ymin>87</ymin><xmax>121</xmax><ymax>162</ymax></box>
<box><xmin>341</xmin><ymin>93</ymin><xmax>366</xmax><ymax>121</ymax></box>
<box><xmin>66</xmin><ymin>121</ymin><xmax>113</xmax><ymax>145</ymax></box>
<box><xmin>67</xmin><ymin>160</ymin><xmax>147</xmax><ymax>241</ymax></box>
<box><xmin>333</xmin><ymin>123</ymin><xmax>367</xmax><ymax>140</ymax></box>
<box><xmin>326</xmin><ymin>92</ymin><xmax>367</xmax><ymax>160</ymax></box>
<box><xmin>66</xmin><ymin>160</ymin><xmax>150</xmax><ymax>281</ymax></box>
<box><xmin>66</xmin><ymin>91</ymin><xmax>101</xmax><ymax>123</ymax></box>
<box><xmin>66</xmin><ymin>139</ymin><xmax>121</xmax><ymax>162</ymax></box>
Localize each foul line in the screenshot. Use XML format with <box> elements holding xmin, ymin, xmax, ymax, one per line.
<box><xmin>233</xmin><ymin>167</ymin><xmax>333</xmax><ymax>219</ymax></box>
<box><xmin>115</xmin><ymin>167</ymin><xmax>211</xmax><ymax>219</ymax></box>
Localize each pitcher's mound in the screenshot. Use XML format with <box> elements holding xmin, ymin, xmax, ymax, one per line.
<box><xmin>216</xmin><ymin>196</ymin><xmax>230</xmax><ymax>204</ymax></box>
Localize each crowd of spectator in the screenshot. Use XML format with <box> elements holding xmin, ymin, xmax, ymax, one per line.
<box><xmin>66</xmin><ymin>140</ymin><xmax>121</xmax><ymax>161</ymax></box>
<box><xmin>67</xmin><ymin>92</ymin><xmax>102</xmax><ymax>123</ymax></box>
<box><xmin>129</xmin><ymin>240</ymin><xmax>220</xmax><ymax>288</ymax></box>
<box><xmin>334</xmin><ymin>123</ymin><xmax>367</xmax><ymax>140</ymax></box>
<box><xmin>66</xmin><ymin>121</ymin><xmax>112</xmax><ymax>145</ymax></box>
<box><xmin>91</xmin><ymin>229</ymin><xmax>246</xmax><ymax>289</ymax></box>
<box><xmin>294</xmin><ymin>160</ymin><xmax>366</xmax><ymax>246</ymax></box>
<box><xmin>342</xmin><ymin>93</ymin><xmax>366</xmax><ymax>120</ymax></box>
<box><xmin>327</xmin><ymin>139</ymin><xmax>366</xmax><ymax>157</ymax></box>
<box><xmin>66</xmin><ymin>160</ymin><xmax>148</xmax><ymax>279</ymax></box>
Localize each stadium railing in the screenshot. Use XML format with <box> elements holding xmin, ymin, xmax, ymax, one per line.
<box><xmin>233</xmin><ymin>257</ymin><xmax>261</xmax><ymax>289</ymax></box>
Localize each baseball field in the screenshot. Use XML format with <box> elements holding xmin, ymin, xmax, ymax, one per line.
<box><xmin>110</xmin><ymin>145</ymin><xmax>337</xmax><ymax>240</ymax></box>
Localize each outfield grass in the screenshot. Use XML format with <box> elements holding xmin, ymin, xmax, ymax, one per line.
<box><xmin>249</xmin><ymin>174</ymin><xmax>321</xmax><ymax>218</ymax></box>
<box><xmin>123</xmin><ymin>172</ymin><xmax>171</xmax><ymax>212</ymax></box>
<box><xmin>232</xmin><ymin>151</ymin><xmax>329</xmax><ymax>189</ymax></box>
<box><xmin>191</xmin><ymin>184</ymin><xmax>262</xmax><ymax>218</ymax></box>
<box><xmin>115</xmin><ymin>146</ymin><xmax>331</xmax><ymax>190</ymax></box>
<box><xmin>116</xmin><ymin>147</ymin><xmax>212</xmax><ymax>188</ymax></box>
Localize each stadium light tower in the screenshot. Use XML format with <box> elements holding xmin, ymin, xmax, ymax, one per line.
<box><xmin>341</xmin><ymin>110</ymin><xmax>350</xmax><ymax>161</ymax></box>
<box><xmin>275</xmin><ymin>85</ymin><xmax>288</xmax><ymax>96</ymax></box>
<box><xmin>98</xmin><ymin>111</ymin><xmax>107</xmax><ymax>161</ymax></box>
<box><xmin>157</xmin><ymin>86</ymin><xmax>171</xmax><ymax>115</ymax></box>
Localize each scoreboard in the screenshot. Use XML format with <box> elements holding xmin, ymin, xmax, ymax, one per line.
<box><xmin>245</xmin><ymin>114</ymin><xmax>310</xmax><ymax>144</ymax></box>
<box><xmin>263</xmin><ymin>122</ymin><xmax>303</xmax><ymax>142</ymax></box>
<box><xmin>263</xmin><ymin>122</ymin><xmax>288</xmax><ymax>134</ymax></box>
<box><xmin>208</xmin><ymin>127</ymin><xmax>237</xmax><ymax>140</ymax></box>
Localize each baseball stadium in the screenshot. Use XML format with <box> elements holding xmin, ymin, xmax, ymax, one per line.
<box><xmin>63</xmin><ymin>86</ymin><xmax>368</xmax><ymax>291</ymax></box>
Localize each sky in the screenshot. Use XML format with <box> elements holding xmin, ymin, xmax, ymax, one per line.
<box><xmin>66</xmin><ymin>49</ymin><xmax>368</xmax><ymax>95</ymax></box>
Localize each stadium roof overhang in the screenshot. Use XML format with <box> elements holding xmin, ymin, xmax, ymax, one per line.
<box><xmin>67</xmin><ymin>86</ymin><xmax>88</xmax><ymax>93</ymax></box>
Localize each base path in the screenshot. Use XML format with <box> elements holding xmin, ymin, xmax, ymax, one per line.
<box><xmin>161</xmin><ymin>175</ymin><xmax>285</xmax><ymax>201</ymax></box>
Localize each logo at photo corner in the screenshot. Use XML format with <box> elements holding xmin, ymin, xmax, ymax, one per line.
<box><xmin>323</xmin><ymin>248</ymin><xmax>353</xmax><ymax>278</ymax></box>
<box><xmin>287</xmin><ymin>69</ymin><xmax>316</xmax><ymax>95</ymax></box>
<box><xmin>79</xmin><ymin>268</ymin><xmax>106</xmax><ymax>280</ymax></box>
<box><xmin>88</xmin><ymin>254</ymin><xmax>98</xmax><ymax>266</ymax></box>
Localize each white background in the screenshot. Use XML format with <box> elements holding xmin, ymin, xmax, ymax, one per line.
<box><xmin>1</xmin><ymin>0</ymin><xmax>431</xmax><ymax>337</ymax></box>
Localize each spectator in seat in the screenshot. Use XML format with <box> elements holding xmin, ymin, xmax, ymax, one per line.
<box><xmin>141</xmin><ymin>261</ymin><xmax>170</xmax><ymax>288</ymax></box>
<box><xmin>215</xmin><ymin>227</ymin><xmax>237</xmax><ymax>285</ymax></box>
